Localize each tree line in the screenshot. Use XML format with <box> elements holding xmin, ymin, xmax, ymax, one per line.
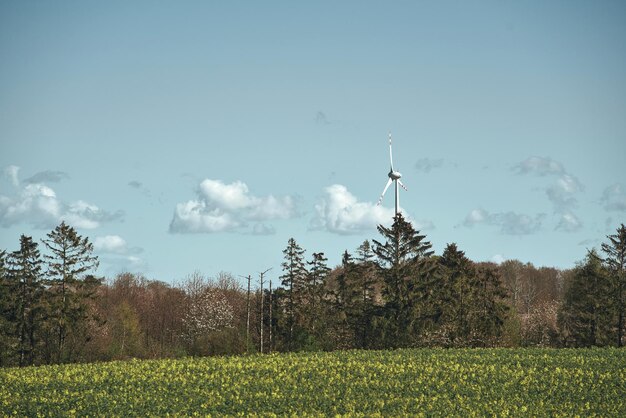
<box><xmin>0</xmin><ymin>222</ymin><xmax>99</xmax><ymax>366</ymax></box>
<box><xmin>269</xmin><ymin>217</ymin><xmax>625</xmax><ymax>351</ymax></box>
<box><xmin>1</xmin><ymin>217</ymin><xmax>624</xmax><ymax>367</ymax></box>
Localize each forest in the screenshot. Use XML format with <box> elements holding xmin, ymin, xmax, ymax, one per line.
<box><xmin>0</xmin><ymin>217</ymin><xmax>624</xmax><ymax>367</ymax></box>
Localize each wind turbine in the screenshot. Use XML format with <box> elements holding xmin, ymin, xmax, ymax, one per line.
<box><xmin>377</xmin><ymin>132</ymin><xmax>407</xmax><ymax>216</ymax></box>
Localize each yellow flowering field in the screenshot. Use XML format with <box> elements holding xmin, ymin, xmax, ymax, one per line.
<box><xmin>1</xmin><ymin>348</ymin><xmax>625</xmax><ymax>416</ymax></box>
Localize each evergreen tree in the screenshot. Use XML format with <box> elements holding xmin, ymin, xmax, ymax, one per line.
<box><xmin>279</xmin><ymin>238</ymin><xmax>307</xmax><ymax>349</ymax></box>
<box><xmin>469</xmin><ymin>263</ymin><xmax>510</xmax><ymax>346</ymax></box>
<box><xmin>601</xmin><ymin>223</ymin><xmax>626</xmax><ymax>347</ymax></box>
<box><xmin>558</xmin><ymin>250</ymin><xmax>613</xmax><ymax>346</ymax></box>
<box><xmin>42</xmin><ymin>222</ymin><xmax>99</xmax><ymax>363</ymax></box>
<box><xmin>0</xmin><ymin>249</ymin><xmax>15</xmax><ymax>366</ymax></box>
<box><xmin>354</xmin><ymin>240</ymin><xmax>378</xmax><ymax>348</ymax></box>
<box><xmin>332</xmin><ymin>250</ymin><xmax>359</xmax><ymax>349</ymax></box>
<box><xmin>372</xmin><ymin>213</ymin><xmax>435</xmax><ymax>347</ymax></box>
<box><xmin>7</xmin><ymin>235</ymin><xmax>44</xmax><ymax>366</ymax></box>
<box><xmin>437</xmin><ymin>243</ymin><xmax>474</xmax><ymax>346</ymax></box>
<box><xmin>268</xmin><ymin>286</ymin><xmax>290</xmax><ymax>352</ymax></box>
<box><xmin>305</xmin><ymin>252</ymin><xmax>330</xmax><ymax>343</ymax></box>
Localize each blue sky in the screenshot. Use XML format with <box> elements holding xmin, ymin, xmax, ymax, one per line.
<box><xmin>1</xmin><ymin>1</ymin><xmax>625</xmax><ymax>285</ymax></box>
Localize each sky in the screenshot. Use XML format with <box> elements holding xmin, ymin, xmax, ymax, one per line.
<box><xmin>1</xmin><ymin>1</ymin><xmax>625</xmax><ymax>286</ymax></box>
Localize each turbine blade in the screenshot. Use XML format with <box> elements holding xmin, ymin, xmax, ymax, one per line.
<box><xmin>388</xmin><ymin>132</ymin><xmax>394</xmax><ymax>171</ymax></box>
<box><xmin>377</xmin><ymin>178</ymin><xmax>393</xmax><ymax>205</ymax></box>
<box><xmin>398</xmin><ymin>180</ymin><xmax>408</xmax><ymax>191</ymax></box>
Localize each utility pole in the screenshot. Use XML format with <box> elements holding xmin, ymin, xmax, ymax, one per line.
<box><xmin>259</xmin><ymin>268</ymin><xmax>272</xmax><ymax>354</ymax></box>
<box><xmin>268</xmin><ymin>279</ymin><xmax>273</xmax><ymax>353</ymax></box>
<box><xmin>238</xmin><ymin>274</ymin><xmax>252</xmax><ymax>353</ymax></box>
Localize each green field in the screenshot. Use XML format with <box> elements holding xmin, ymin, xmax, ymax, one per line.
<box><xmin>1</xmin><ymin>348</ymin><xmax>625</xmax><ymax>416</ymax></box>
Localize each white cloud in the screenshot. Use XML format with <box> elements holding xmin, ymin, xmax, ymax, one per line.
<box><xmin>311</xmin><ymin>184</ymin><xmax>432</xmax><ymax>235</ymax></box>
<box><xmin>499</xmin><ymin>213</ymin><xmax>545</xmax><ymax>235</ymax></box>
<box><xmin>465</xmin><ymin>208</ymin><xmax>488</xmax><ymax>224</ymax></box>
<box><xmin>62</xmin><ymin>200</ymin><xmax>100</xmax><ymax>229</ymax></box>
<box><xmin>94</xmin><ymin>235</ymin><xmax>128</xmax><ymax>254</ymax></box>
<box><xmin>556</xmin><ymin>212</ymin><xmax>583</xmax><ymax>232</ymax></box>
<box><xmin>199</xmin><ymin>179</ymin><xmax>253</xmax><ymax>210</ymax></box>
<box><xmin>170</xmin><ymin>200</ymin><xmax>239</xmax><ymax>233</ymax></box>
<box><xmin>170</xmin><ymin>179</ymin><xmax>299</xmax><ymax>234</ymax></box>
<box><xmin>601</xmin><ymin>183</ymin><xmax>626</xmax><ymax>212</ymax></box>
<box><xmin>514</xmin><ymin>156</ymin><xmax>583</xmax><ymax>232</ymax></box>
<box><xmin>545</xmin><ymin>173</ymin><xmax>583</xmax><ymax>213</ymax></box>
<box><xmin>0</xmin><ymin>173</ymin><xmax>122</xmax><ymax>230</ymax></box>
<box><xmin>311</xmin><ymin>184</ymin><xmax>396</xmax><ymax>235</ymax></box>
<box><xmin>413</xmin><ymin>219</ymin><xmax>435</xmax><ymax>231</ymax></box>
<box><xmin>462</xmin><ymin>208</ymin><xmax>545</xmax><ymax>235</ymax></box>
<box><xmin>126</xmin><ymin>255</ymin><xmax>143</xmax><ymax>265</ymax></box>
<box><xmin>94</xmin><ymin>234</ymin><xmax>145</xmax><ymax>275</ymax></box>
<box><xmin>556</xmin><ymin>174</ymin><xmax>582</xmax><ymax>194</ymax></box>
<box><xmin>1</xmin><ymin>184</ymin><xmax>61</xmax><ymax>228</ymax></box>
<box><xmin>99</xmin><ymin>254</ymin><xmax>147</xmax><ymax>275</ymax></box>
<box><xmin>491</xmin><ymin>254</ymin><xmax>506</xmax><ymax>264</ymax></box>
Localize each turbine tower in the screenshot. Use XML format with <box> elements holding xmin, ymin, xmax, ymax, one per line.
<box><xmin>377</xmin><ymin>132</ymin><xmax>407</xmax><ymax>216</ymax></box>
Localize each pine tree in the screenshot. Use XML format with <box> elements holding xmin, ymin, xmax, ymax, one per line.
<box><xmin>469</xmin><ymin>263</ymin><xmax>510</xmax><ymax>346</ymax></box>
<box><xmin>279</xmin><ymin>238</ymin><xmax>307</xmax><ymax>349</ymax></box>
<box><xmin>332</xmin><ymin>250</ymin><xmax>359</xmax><ymax>349</ymax></box>
<box><xmin>354</xmin><ymin>240</ymin><xmax>378</xmax><ymax>348</ymax></box>
<box><xmin>305</xmin><ymin>252</ymin><xmax>330</xmax><ymax>342</ymax></box>
<box><xmin>7</xmin><ymin>235</ymin><xmax>44</xmax><ymax>366</ymax></box>
<box><xmin>0</xmin><ymin>249</ymin><xmax>14</xmax><ymax>366</ymax></box>
<box><xmin>373</xmin><ymin>214</ymin><xmax>433</xmax><ymax>302</ymax></box>
<box><xmin>558</xmin><ymin>250</ymin><xmax>613</xmax><ymax>347</ymax></box>
<box><xmin>437</xmin><ymin>243</ymin><xmax>474</xmax><ymax>346</ymax></box>
<box><xmin>268</xmin><ymin>286</ymin><xmax>289</xmax><ymax>352</ymax></box>
<box><xmin>436</xmin><ymin>245</ymin><xmax>510</xmax><ymax>347</ymax></box>
<box><xmin>42</xmin><ymin>222</ymin><xmax>99</xmax><ymax>363</ymax></box>
<box><xmin>601</xmin><ymin>223</ymin><xmax>626</xmax><ymax>347</ymax></box>
<box><xmin>372</xmin><ymin>213</ymin><xmax>435</xmax><ymax>347</ymax></box>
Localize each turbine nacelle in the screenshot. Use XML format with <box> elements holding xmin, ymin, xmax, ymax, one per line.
<box><xmin>389</xmin><ymin>170</ymin><xmax>402</xmax><ymax>180</ymax></box>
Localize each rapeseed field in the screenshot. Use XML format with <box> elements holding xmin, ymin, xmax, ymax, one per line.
<box><xmin>1</xmin><ymin>348</ymin><xmax>624</xmax><ymax>416</ymax></box>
